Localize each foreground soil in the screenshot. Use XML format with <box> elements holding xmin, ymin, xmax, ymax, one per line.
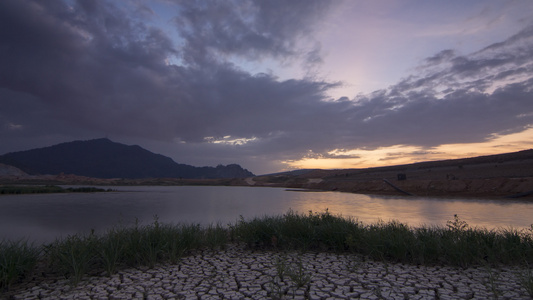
<box><xmin>3</xmin><ymin>244</ymin><xmax>531</xmax><ymax>300</ymax></box>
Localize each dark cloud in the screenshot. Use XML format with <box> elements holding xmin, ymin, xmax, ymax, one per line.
<box><xmin>174</xmin><ymin>0</ymin><xmax>331</xmax><ymax>65</ymax></box>
<box><xmin>1</xmin><ymin>0</ymin><xmax>532</xmax><ymax>173</ymax></box>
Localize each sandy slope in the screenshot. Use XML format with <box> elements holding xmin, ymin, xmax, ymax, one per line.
<box><xmin>251</xmin><ymin>150</ymin><xmax>533</xmax><ymax>199</ymax></box>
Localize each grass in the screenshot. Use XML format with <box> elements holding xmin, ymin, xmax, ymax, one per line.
<box><xmin>266</xmin><ymin>256</ymin><xmax>312</xmax><ymax>298</ymax></box>
<box><xmin>0</xmin><ymin>240</ymin><xmax>40</xmax><ymax>290</ymax></box>
<box><xmin>520</xmin><ymin>266</ymin><xmax>533</xmax><ymax>298</ymax></box>
<box><xmin>41</xmin><ymin>217</ymin><xmax>227</xmax><ymax>285</ymax></box>
<box><xmin>2</xmin><ymin>210</ymin><xmax>533</xmax><ymax>292</ymax></box>
<box><xmin>46</xmin><ymin>233</ymin><xmax>98</xmax><ymax>285</ymax></box>
<box><xmin>234</xmin><ymin>210</ymin><xmax>533</xmax><ymax>267</ymax></box>
<box><xmin>286</xmin><ymin>258</ymin><xmax>312</xmax><ymax>288</ymax></box>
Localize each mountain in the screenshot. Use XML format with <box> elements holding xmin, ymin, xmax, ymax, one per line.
<box><xmin>0</xmin><ymin>138</ymin><xmax>254</xmax><ymax>179</ymax></box>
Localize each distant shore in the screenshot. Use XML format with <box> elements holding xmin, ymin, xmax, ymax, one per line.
<box><xmin>1</xmin><ymin>174</ymin><xmax>532</xmax><ymax>200</ymax></box>
<box><xmin>1</xmin><ymin>149</ymin><xmax>533</xmax><ymax>199</ymax></box>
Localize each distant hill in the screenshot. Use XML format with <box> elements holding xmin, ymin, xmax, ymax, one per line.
<box><xmin>0</xmin><ymin>138</ymin><xmax>254</xmax><ymax>179</ymax></box>
<box><xmin>249</xmin><ymin>149</ymin><xmax>533</xmax><ymax>198</ymax></box>
<box><xmin>260</xmin><ymin>169</ymin><xmax>320</xmax><ymax>177</ymax></box>
<box><xmin>0</xmin><ymin>163</ymin><xmax>27</xmax><ymax>177</ymax></box>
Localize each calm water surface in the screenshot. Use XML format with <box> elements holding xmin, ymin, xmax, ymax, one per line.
<box><xmin>1</xmin><ymin>186</ymin><xmax>532</xmax><ymax>243</ymax></box>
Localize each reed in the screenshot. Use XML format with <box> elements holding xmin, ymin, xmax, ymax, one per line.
<box><xmin>203</xmin><ymin>223</ymin><xmax>228</xmax><ymax>250</ymax></box>
<box><xmin>38</xmin><ymin>217</ymin><xmax>230</xmax><ymax>286</ymax></box>
<box><xmin>98</xmin><ymin>228</ymin><xmax>126</xmax><ymax>276</ymax></box>
<box><xmin>234</xmin><ymin>210</ymin><xmax>533</xmax><ymax>267</ymax></box>
<box><xmin>233</xmin><ymin>209</ymin><xmax>363</xmax><ymax>251</ymax></box>
<box><xmin>0</xmin><ymin>240</ymin><xmax>40</xmax><ymax>290</ymax></box>
<box><xmin>46</xmin><ymin>233</ymin><xmax>98</xmax><ymax>285</ymax></box>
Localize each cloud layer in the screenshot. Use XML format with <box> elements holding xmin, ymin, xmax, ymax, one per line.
<box><xmin>1</xmin><ymin>0</ymin><xmax>532</xmax><ymax>173</ymax></box>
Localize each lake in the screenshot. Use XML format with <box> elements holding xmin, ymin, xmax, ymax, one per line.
<box><xmin>1</xmin><ymin>186</ymin><xmax>532</xmax><ymax>244</ymax></box>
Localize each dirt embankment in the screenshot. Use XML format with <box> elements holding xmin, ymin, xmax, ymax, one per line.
<box><xmin>309</xmin><ymin>177</ymin><xmax>533</xmax><ymax>198</ymax></box>
<box><xmin>251</xmin><ymin>150</ymin><xmax>533</xmax><ymax>199</ymax></box>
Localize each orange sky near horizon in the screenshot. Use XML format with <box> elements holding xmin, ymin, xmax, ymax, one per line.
<box><xmin>284</xmin><ymin>126</ymin><xmax>533</xmax><ymax>170</ymax></box>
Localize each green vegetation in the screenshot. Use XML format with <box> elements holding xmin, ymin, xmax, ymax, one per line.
<box><xmin>234</xmin><ymin>210</ymin><xmax>533</xmax><ymax>267</ymax></box>
<box><xmin>266</xmin><ymin>256</ymin><xmax>312</xmax><ymax>298</ymax></box>
<box><xmin>44</xmin><ymin>218</ymin><xmax>227</xmax><ymax>285</ymax></box>
<box><xmin>0</xmin><ymin>185</ymin><xmax>112</xmax><ymax>195</ymax></box>
<box><xmin>286</xmin><ymin>258</ymin><xmax>312</xmax><ymax>288</ymax></box>
<box><xmin>65</xmin><ymin>187</ymin><xmax>113</xmax><ymax>193</ymax></box>
<box><xmin>0</xmin><ymin>240</ymin><xmax>40</xmax><ymax>290</ymax></box>
<box><xmin>520</xmin><ymin>266</ymin><xmax>533</xmax><ymax>298</ymax></box>
<box><xmin>2</xmin><ymin>211</ymin><xmax>533</xmax><ymax>295</ymax></box>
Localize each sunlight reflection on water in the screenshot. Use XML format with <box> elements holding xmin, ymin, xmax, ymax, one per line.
<box><xmin>0</xmin><ymin>186</ymin><xmax>531</xmax><ymax>243</ymax></box>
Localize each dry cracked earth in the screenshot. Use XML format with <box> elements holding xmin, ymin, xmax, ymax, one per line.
<box><xmin>4</xmin><ymin>244</ymin><xmax>532</xmax><ymax>300</ymax></box>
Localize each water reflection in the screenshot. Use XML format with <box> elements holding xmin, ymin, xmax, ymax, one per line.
<box><xmin>289</xmin><ymin>192</ymin><xmax>533</xmax><ymax>229</ymax></box>
<box><xmin>0</xmin><ymin>186</ymin><xmax>531</xmax><ymax>244</ymax></box>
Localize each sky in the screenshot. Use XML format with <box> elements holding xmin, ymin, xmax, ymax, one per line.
<box><xmin>1</xmin><ymin>0</ymin><xmax>533</xmax><ymax>175</ymax></box>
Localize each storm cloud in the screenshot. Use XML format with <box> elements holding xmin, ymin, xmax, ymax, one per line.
<box><xmin>1</xmin><ymin>0</ymin><xmax>532</xmax><ymax>173</ymax></box>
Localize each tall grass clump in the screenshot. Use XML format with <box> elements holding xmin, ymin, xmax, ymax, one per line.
<box><xmin>0</xmin><ymin>240</ymin><xmax>40</xmax><ymax>291</ymax></box>
<box><xmin>46</xmin><ymin>233</ymin><xmax>99</xmax><ymax>285</ymax></box>
<box><xmin>98</xmin><ymin>227</ymin><xmax>127</xmax><ymax>276</ymax></box>
<box><xmin>355</xmin><ymin>220</ymin><xmax>418</xmax><ymax>262</ymax></box>
<box><xmin>118</xmin><ymin>218</ymin><xmax>165</xmax><ymax>268</ymax></box>
<box><xmin>234</xmin><ymin>210</ymin><xmax>533</xmax><ymax>267</ymax></box>
<box><xmin>41</xmin><ymin>217</ymin><xmax>230</xmax><ymax>285</ymax></box>
<box><xmin>204</xmin><ymin>223</ymin><xmax>228</xmax><ymax>250</ymax></box>
<box><xmin>164</xmin><ymin>223</ymin><xmax>202</xmax><ymax>264</ymax></box>
<box><xmin>234</xmin><ymin>209</ymin><xmax>362</xmax><ymax>251</ymax></box>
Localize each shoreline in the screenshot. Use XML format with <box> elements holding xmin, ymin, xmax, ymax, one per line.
<box><xmin>1</xmin><ymin>148</ymin><xmax>533</xmax><ymax>200</ymax></box>
<box><xmin>1</xmin><ymin>177</ymin><xmax>532</xmax><ymax>201</ymax></box>
<box><xmin>252</xmin><ymin>177</ymin><xmax>533</xmax><ymax>201</ymax></box>
<box><xmin>4</xmin><ymin>243</ymin><xmax>532</xmax><ymax>300</ymax></box>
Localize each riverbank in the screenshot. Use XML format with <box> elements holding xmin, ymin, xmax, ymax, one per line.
<box><xmin>4</xmin><ymin>243</ymin><xmax>532</xmax><ymax>299</ymax></box>
<box><xmin>2</xmin><ymin>211</ymin><xmax>533</xmax><ymax>299</ymax></box>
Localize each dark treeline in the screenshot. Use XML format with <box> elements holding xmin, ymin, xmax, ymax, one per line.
<box><xmin>0</xmin><ymin>185</ymin><xmax>111</xmax><ymax>195</ymax></box>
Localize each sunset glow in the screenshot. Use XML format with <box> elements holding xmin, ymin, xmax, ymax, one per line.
<box><xmin>286</xmin><ymin>127</ymin><xmax>533</xmax><ymax>170</ymax></box>
<box><xmin>1</xmin><ymin>1</ymin><xmax>533</xmax><ymax>174</ymax></box>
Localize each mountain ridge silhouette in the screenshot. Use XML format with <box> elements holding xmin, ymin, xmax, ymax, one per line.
<box><xmin>0</xmin><ymin>138</ymin><xmax>254</xmax><ymax>179</ymax></box>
